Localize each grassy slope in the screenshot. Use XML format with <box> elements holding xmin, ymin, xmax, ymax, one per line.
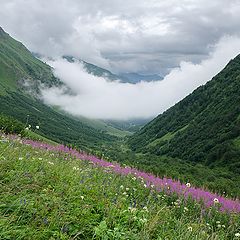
<box><xmin>77</xmin><ymin>117</ymin><xmax>132</xmax><ymax>138</ymax></box>
<box><xmin>24</xmin><ymin>130</ymin><xmax>58</xmax><ymax>145</ymax></box>
<box><xmin>0</xmin><ymin>92</ymin><xmax>118</xmax><ymax>152</ymax></box>
<box><xmin>103</xmin><ymin>146</ymin><xmax>240</xmax><ymax>197</ymax></box>
<box><xmin>128</xmin><ymin>54</ymin><xmax>240</xmax><ymax>172</ymax></box>
<box><xmin>0</xmin><ymin>29</ymin><xmax>61</xmax><ymax>95</ymax></box>
<box><xmin>1</xmin><ymin>137</ymin><xmax>239</xmax><ymax>239</ymax></box>
<box><xmin>57</xmin><ymin>110</ymin><xmax>132</xmax><ymax>138</ymax></box>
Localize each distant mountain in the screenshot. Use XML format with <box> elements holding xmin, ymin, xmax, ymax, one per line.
<box><xmin>128</xmin><ymin>54</ymin><xmax>240</xmax><ymax>173</ymax></box>
<box><xmin>119</xmin><ymin>72</ymin><xmax>163</xmax><ymax>83</ymax></box>
<box><xmin>0</xmin><ymin>27</ymin><xmax>129</xmax><ymax>150</ymax></box>
<box><xmin>63</xmin><ymin>55</ymin><xmax>120</xmax><ymax>81</ymax></box>
<box><xmin>63</xmin><ymin>55</ymin><xmax>163</xmax><ymax>84</ymax></box>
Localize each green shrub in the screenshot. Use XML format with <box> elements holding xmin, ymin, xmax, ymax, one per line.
<box><xmin>0</xmin><ymin>114</ymin><xmax>25</xmax><ymax>134</ymax></box>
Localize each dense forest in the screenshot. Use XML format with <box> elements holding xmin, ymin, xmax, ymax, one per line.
<box><xmin>128</xmin><ymin>55</ymin><xmax>240</xmax><ymax>175</ymax></box>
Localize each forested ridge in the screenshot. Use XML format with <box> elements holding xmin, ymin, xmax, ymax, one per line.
<box><xmin>128</xmin><ymin>54</ymin><xmax>240</xmax><ymax>173</ymax></box>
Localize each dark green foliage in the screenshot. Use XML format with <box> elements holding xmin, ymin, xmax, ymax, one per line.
<box><xmin>0</xmin><ymin>114</ymin><xmax>25</xmax><ymax>134</ymax></box>
<box><xmin>128</xmin><ymin>54</ymin><xmax>240</xmax><ymax>174</ymax></box>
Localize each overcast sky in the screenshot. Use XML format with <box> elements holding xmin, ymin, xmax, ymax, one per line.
<box><xmin>1</xmin><ymin>0</ymin><xmax>240</xmax><ymax>120</ymax></box>
<box><xmin>1</xmin><ymin>0</ymin><xmax>240</xmax><ymax>74</ymax></box>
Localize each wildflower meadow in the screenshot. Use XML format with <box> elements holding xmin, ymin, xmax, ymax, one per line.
<box><xmin>0</xmin><ymin>134</ymin><xmax>240</xmax><ymax>239</ymax></box>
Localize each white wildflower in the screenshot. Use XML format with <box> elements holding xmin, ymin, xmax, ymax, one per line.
<box><xmin>188</xmin><ymin>226</ymin><xmax>193</xmax><ymax>232</ymax></box>
<box><xmin>143</xmin><ymin>206</ymin><xmax>148</xmax><ymax>212</ymax></box>
<box><xmin>126</xmin><ymin>188</ymin><xmax>129</xmax><ymax>191</ymax></box>
<box><xmin>36</xmin><ymin>125</ymin><xmax>40</xmax><ymax>129</ymax></box>
<box><xmin>213</xmin><ymin>198</ymin><xmax>219</xmax><ymax>204</ymax></box>
<box><xmin>48</xmin><ymin>161</ymin><xmax>54</xmax><ymax>165</ymax></box>
<box><xmin>128</xmin><ymin>207</ymin><xmax>136</xmax><ymax>212</ymax></box>
<box><xmin>18</xmin><ymin>157</ymin><xmax>23</xmax><ymax>160</ymax></box>
<box><xmin>186</xmin><ymin>183</ymin><xmax>191</xmax><ymax>188</ymax></box>
<box><xmin>80</xmin><ymin>196</ymin><xmax>84</xmax><ymax>200</ymax></box>
<box><xmin>140</xmin><ymin>218</ymin><xmax>148</xmax><ymax>223</ymax></box>
<box><xmin>235</xmin><ymin>233</ymin><xmax>240</xmax><ymax>237</ymax></box>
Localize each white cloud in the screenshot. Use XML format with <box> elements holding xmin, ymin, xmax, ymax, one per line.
<box><xmin>41</xmin><ymin>36</ymin><xmax>240</xmax><ymax>120</ymax></box>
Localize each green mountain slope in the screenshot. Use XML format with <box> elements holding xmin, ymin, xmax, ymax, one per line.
<box><xmin>128</xmin><ymin>54</ymin><xmax>240</xmax><ymax>173</ymax></box>
<box><xmin>63</xmin><ymin>55</ymin><xmax>120</xmax><ymax>81</ymax></box>
<box><xmin>0</xmin><ymin>92</ymin><xmax>118</xmax><ymax>150</ymax></box>
<box><xmin>0</xmin><ymin>27</ymin><xmax>61</xmax><ymax>95</ymax></box>
<box><xmin>0</xmin><ymin>27</ymin><xmax>126</xmax><ymax>149</ymax></box>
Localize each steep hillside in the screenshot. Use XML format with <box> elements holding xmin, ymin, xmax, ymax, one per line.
<box><xmin>0</xmin><ymin>27</ymin><xmax>126</xmax><ymax>150</ymax></box>
<box><xmin>63</xmin><ymin>55</ymin><xmax>120</xmax><ymax>81</ymax></box>
<box><xmin>128</xmin><ymin>54</ymin><xmax>240</xmax><ymax>173</ymax></box>
<box><xmin>0</xmin><ymin>27</ymin><xmax>61</xmax><ymax>95</ymax></box>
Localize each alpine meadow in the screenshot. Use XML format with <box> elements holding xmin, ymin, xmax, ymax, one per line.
<box><xmin>1</xmin><ymin>1</ymin><xmax>240</xmax><ymax>239</ymax></box>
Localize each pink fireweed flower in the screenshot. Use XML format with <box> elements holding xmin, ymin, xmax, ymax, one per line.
<box><xmin>20</xmin><ymin>138</ymin><xmax>240</xmax><ymax>213</ymax></box>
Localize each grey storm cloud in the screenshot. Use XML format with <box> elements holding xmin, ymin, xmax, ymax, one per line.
<box><xmin>1</xmin><ymin>0</ymin><xmax>240</xmax><ymax>74</ymax></box>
